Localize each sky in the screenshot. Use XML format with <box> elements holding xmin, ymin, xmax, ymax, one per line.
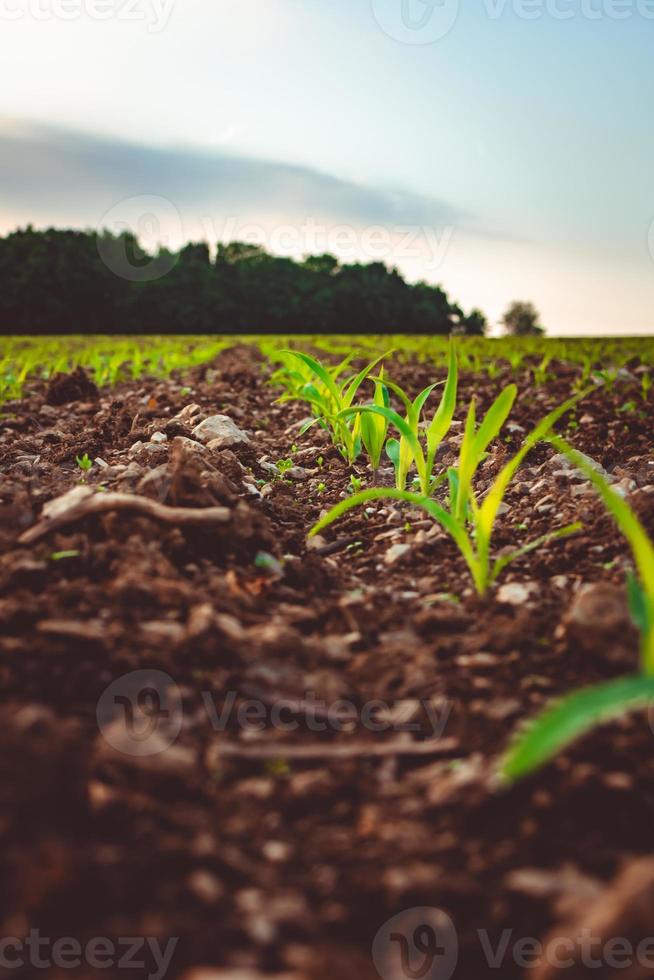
<box><xmin>1</xmin><ymin>0</ymin><xmax>653</xmax><ymax>334</ymax></box>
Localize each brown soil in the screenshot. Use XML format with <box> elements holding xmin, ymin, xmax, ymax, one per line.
<box><xmin>1</xmin><ymin>344</ymin><xmax>654</xmax><ymax>980</ymax></box>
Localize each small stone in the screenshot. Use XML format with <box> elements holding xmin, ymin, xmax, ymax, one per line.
<box><xmin>549</xmin><ymin>451</ymin><xmax>614</xmax><ymax>483</ymax></box>
<box><xmin>262</xmin><ymin>840</ymin><xmax>292</xmax><ymax>863</ymax></box>
<box><xmin>613</xmin><ymin>477</ymin><xmax>637</xmax><ymax>498</ymax></box>
<box><xmin>192</xmin><ymin>415</ymin><xmax>250</xmax><ymax>448</ymax></box>
<box><xmin>150</xmin><ymin>431</ymin><xmax>168</xmax><ymax>444</ymax></box>
<box><xmin>173</xmin><ymin>436</ymin><xmax>206</xmax><ymax>455</ymax></box>
<box><xmin>496</xmin><ymin>582</ymin><xmax>532</xmax><ymax>605</ymax></box>
<box><xmin>128</xmin><ymin>440</ymin><xmax>144</xmax><ymax>456</ymax></box>
<box><xmin>384</xmin><ymin>543</ymin><xmax>411</xmax><ymax>565</ymax></box>
<box><xmin>188</xmin><ymin>869</ymin><xmax>224</xmax><ymax>904</ymax></box>
<box><xmin>174</xmin><ymin>403</ymin><xmax>203</xmax><ymax>422</ymax></box>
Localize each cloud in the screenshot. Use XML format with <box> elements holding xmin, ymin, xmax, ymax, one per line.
<box><xmin>0</xmin><ymin>120</ymin><xmax>468</xmax><ymax>246</ymax></box>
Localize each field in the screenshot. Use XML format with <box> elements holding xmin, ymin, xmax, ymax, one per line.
<box><xmin>2</xmin><ymin>334</ymin><xmax>654</xmax><ymax>980</ymax></box>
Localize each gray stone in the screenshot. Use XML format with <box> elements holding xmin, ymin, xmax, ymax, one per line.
<box><xmin>192</xmin><ymin>415</ymin><xmax>250</xmax><ymax>448</ymax></box>
<box><xmin>384</xmin><ymin>543</ymin><xmax>411</xmax><ymax>565</ymax></box>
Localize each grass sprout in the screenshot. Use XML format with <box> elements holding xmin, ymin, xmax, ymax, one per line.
<box><xmin>310</xmin><ymin>391</ymin><xmax>584</xmax><ymax>595</ymax></box>
<box><xmin>501</xmin><ymin>437</ymin><xmax>654</xmax><ymax>781</ymax></box>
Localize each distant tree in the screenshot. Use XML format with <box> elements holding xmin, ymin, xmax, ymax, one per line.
<box><xmin>0</xmin><ymin>227</ymin><xmax>489</xmax><ymax>336</ymax></box>
<box><xmin>501</xmin><ymin>301</ymin><xmax>544</xmax><ymax>337</ymax></box>
<box><xmin>456</xmin><ymin>308</ymin><xmax>487</xmax><ymax>336</ymax></box>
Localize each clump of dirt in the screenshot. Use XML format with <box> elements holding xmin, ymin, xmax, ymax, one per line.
<box><xmin>46</xmin><ymin>366</ymin><xmax>99</xmax><ymax>405</ymax></box>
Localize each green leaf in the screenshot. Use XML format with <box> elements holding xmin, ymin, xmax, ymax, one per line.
<box><xmin>477</xmin><ymin>391</ymin><xmax>588</xmax><ymax>547</ymax></box>
<box><xmin>472</xmin><ymin>385</ymin><xmax>517</xmax><ymax>461</ymax></box>
<box><xmin>426</xmin><ymin>339</ymin><xmax>458</xmax><ymax>461</ymax></box>
<box><xmin>501</xmin><ymin>675</ymin><xmax>654</xmax><ymax>781</ymax></box>
<box><xmin>309</xmin><ymin>488</ymin><xmax>476</xmax><ymax>572</ymax></box>
<box><xmin>627</xmin><ymin>570</ymin><xmax>650</xmax><ymax>634</ymax></box>
<box><xmin>281</xmin><ymin>350</ymin><xmax>341</xmax><ymax>404</ymax></box>
<box><xmin>341</xmin><ymin>351</ymin><xmax>393</xmax><ymax>408</ymax></box>
<box><xmin>386</xmin><ymin>437</ymin><xmax>401</xmax><ymax>475</ymax></box>
<box><xmin>550</xmin><ymin>434</ymin><xmax>654</xmax><ymax>673</ymax></box>
<box><xmin>491</xmin><ymin>522</ymin><xmax>582</xmax><ymax>583</ymax></box>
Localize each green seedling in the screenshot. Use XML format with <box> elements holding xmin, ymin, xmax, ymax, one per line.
<box><xmin>359</xmin><ymin>368</ymin><xmax>390</xmax><ymax>471</ymax></box>
<box><xmin>501</xmin><ymin>437</ymin><xmax>654</xmax><ymax>782</ymax></box>
<box><xmin>310</xmin><ymin>391</ymin><xmax>584</xmax><ymax>596</ymax></box>
<box><xmin>317</xmin><ymin>482</ymin><xmax>327</xmax><ymax>493</ymax></box>
<box><xmin>50</xmin><ymin>550</ymin><xmax>81</xmax><ymax>561</ymax></box>
<box><xmin>275</xmin><ymin>349</ymin><xmax>392</xmax><ymax>464</ymax></box>
<box><xmin>275</xmin><ymin>458</ymin><xmax>294</xmax><ymax>478</ymax></box>
<box><xmin>76</xmin><ymin>453</ymin><xmax>93</xmax><ymax>474</ymax></box>
<box><xmin>340</xmin><ymin>340</ymin><xmax>458</xmax><ymax>495</ymax></box>
<box><xmin>348</xmin><ymin>474</ymin><xmax>364</xmax><ymax>494</ymax></box>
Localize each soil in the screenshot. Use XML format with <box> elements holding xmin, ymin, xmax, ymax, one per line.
<box><xmin>1</xmin><ymin>343</ymin><xmax>654</xmax><ymax>980</ymax></box>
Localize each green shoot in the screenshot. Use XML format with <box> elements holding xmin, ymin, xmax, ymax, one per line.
<box><xmin>359</xmin><ymin>368</ymin><xmax>390</xmax><ymax>471</ymax></box>
<box><xmin>310</xmin><ymin>391</ymin><xmax>584</xmax><ymax>595</ymax></box>
<box><xmin>502</xmin><ymin>676</ymin><xmax>654</xmax><ymax>781</ymax></box>
<box><xmin>341</xmin><ymin>339</ymin><xmax>458</xmax><ymax>495</ymax></box>
<box><xmin>348</xmin><ymin>474</ymin><xmax>364</xmax><ymax>494</ymax></box>
<box><xmin>76</xmin><ymin>453</ymin><xmax>93</xmax><ymax>473</ymax></box>
<box><xmin>500</xmin><ymin>437</ymin><xmax>654</xmax><ymax>781</ymax></box>
<box><xmin>275</xmin><ymin>458</ymin><xmax>294</xmax><ymax>478</ymax></box>
<box><xmin>549</xmin><ymin>437</ymin><xmax>654</xmax><ymax>672</ymax></box>
<box><xmin>275</xmin><ymin>349</ymin><xmax>392</xmax><ymax>463</ymax></box>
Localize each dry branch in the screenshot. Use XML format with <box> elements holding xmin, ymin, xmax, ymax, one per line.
<box><xmin>18</xmin><ymin>488</ymin><xmax>231</xmax><ymax>545</ymax></box>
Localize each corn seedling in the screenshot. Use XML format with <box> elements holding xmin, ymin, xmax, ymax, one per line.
<box><xmin>339</xmin><ymin>340</ymin><xmax>458</xmax><ymax>495</ymax></box>
<box><xmin>359</xmin><ymin>368</ymin><xmax>390</xmax><ymax>471</ymax></box>
<box><xmin>501</xmin><ymin>437</ymin><xmax>654</xmax><ymax>781</ymax></box>
<box><xmin>310</xmin><ymin>391</ymin><xmax>583</xmax><ymax>596</ymax></box>
<box><xmin>274</xmin><ymin>350</ymin><xmax>391</xmax><ymax>463</ymax></box>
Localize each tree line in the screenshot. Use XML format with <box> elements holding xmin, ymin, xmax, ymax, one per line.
<box><xmin>0</xmin><ymin>227</ymin><xmax>490</xmax><ymax>335</ymax></box>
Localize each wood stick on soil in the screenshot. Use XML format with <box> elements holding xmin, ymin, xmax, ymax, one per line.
<box><xmin>18</xmin><ymin>492</ymin><xmax>231</xmax><ymax>545</ymax></box>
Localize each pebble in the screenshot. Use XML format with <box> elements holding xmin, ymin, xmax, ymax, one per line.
<box><xmin>384</xmin><ymin>543</ymin><xmax>411</xmax><ymax>565</ymax></box>
<box><xmin>188</xmin><ymin>869</ymin><xmax>224</xmax><ymax>904</ymax></box>
<box><xmin>149</xmin><ymin>431</ymin><xmax>168</xmax><ymax>444</ymax></box>
<box><xmin>613</xmin><ymin>477</ymin><xmax>637</xmax><ymax>497</ymax></box>
<box><xmin>496</xmin><ymin>582</ymin><xmax>532</xmax><ymax>605</ymax></box>
<box><xmin>192</xmin><ymin>415</ymin><xmax>250</xmax><ymax>448</ymax></box>
<box><xmin>174</xmin><ymin>436</ymin><xmax>206</xmax><ymax>455</ymax></box>
<box><xmin>174</xmin><ymin>403</ymin><xmax>204</xmax><ymax>422</ymax></box>
<box><xmin>549</xmin><ymin>451</ymin><xmax>614</xmax><ymax>483</ymax></box>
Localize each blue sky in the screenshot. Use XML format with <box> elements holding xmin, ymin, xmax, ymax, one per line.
<box><xmin>1</xmin><ymin>0</ymin><xmax>653</xmax><ymax>333</ymax></box>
